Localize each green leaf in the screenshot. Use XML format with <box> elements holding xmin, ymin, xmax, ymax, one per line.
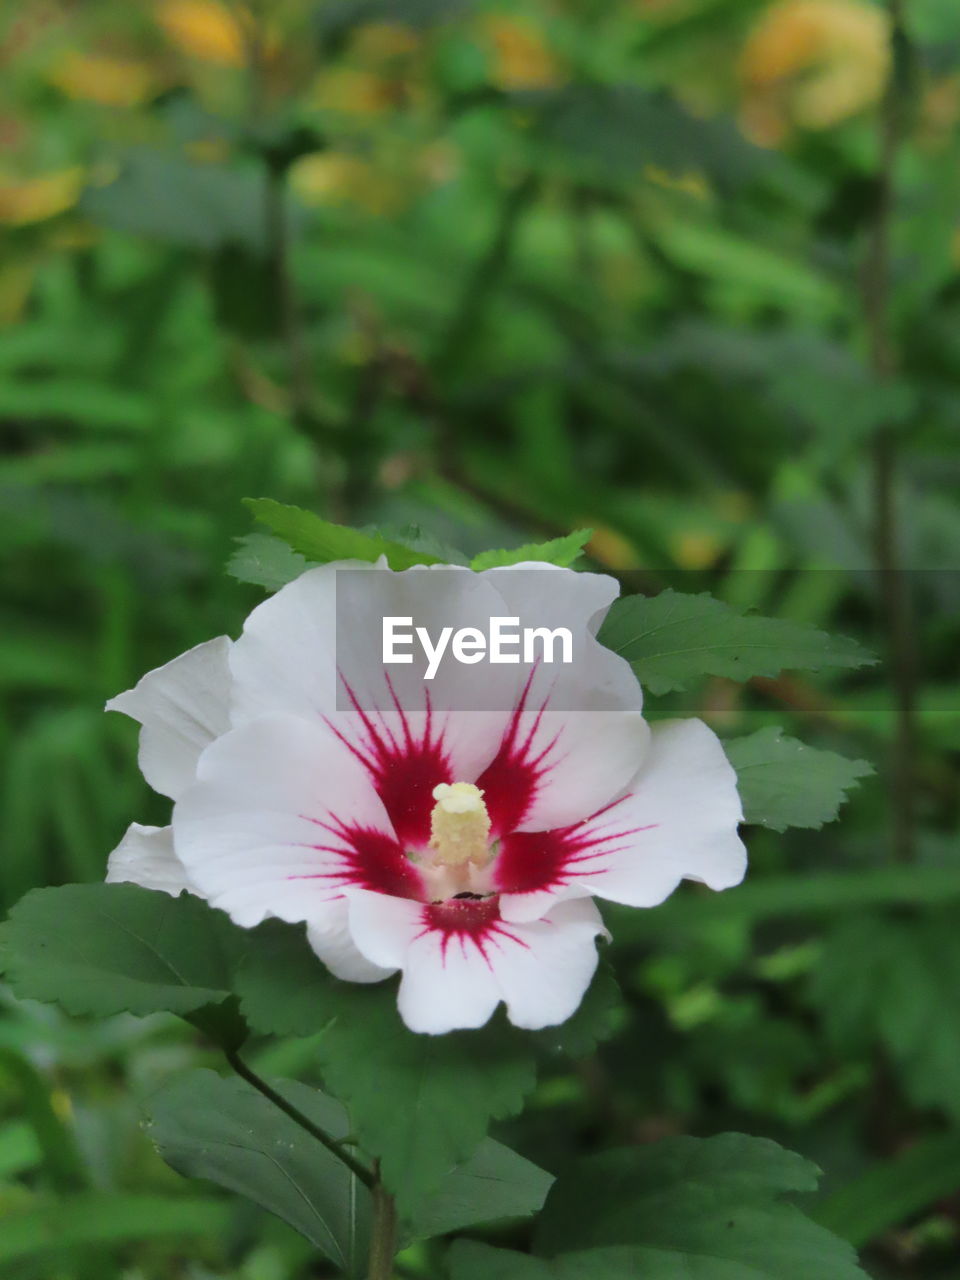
<box><xmin>245</xmin><ymin>498</ymin><xmax>447</xmax><ymax>570</ymax></box>
<box><xmin>146</xmin><ymin>1069</ymin><xmax>370</xmax><ymax>1272</ymax></box>
<box><xmin>812</xmin><ymin>1132</ymin><xmax>960</xmax><ymax>1248</ymax></box>
<box><xmin>236</xmin><ymin>922</ymin><xmax>537</xmax><ymax>1215</ymax></box>
<box><xmin>533</xmin><ymin>963</ymin><xmax>622</xmax><ymax>1058</ymax></box>
<box><xmin>0</xmin><ymin>1121</ymin><xmax>41</xmax><ymax>1180</ymax></box>
<box><xmin>0</xmin><ymin>884</ymin><xmax>246</xmax><ymax>1018</ymax></box>
<box><xmin>80</xmin><ymin>148</ymin><xmax>275</xmax><ymax>252</ymax></box>
<box><xmin>471</xmin><ymin>531</ymin><xmax>593</xmax><ymax>570</ymax></box>
<box><xmin>655</xmin><ymin>220</ymin><xmax>843</xmax><ymax>321</ymax></box>
<box><xmin>410</xmin><ymin>1138</ymin><xmax>553</xmax><ymax>1242</ymax></box>
<box><xmin>363</xmin><ymin>523</ymin><xmax>470</xmax><ymax>567</ymax></box>
<box><xmin>449</xmin><ymin>1241</ymin><xmax>617</xmax><ymax>1279</ymax></box>
<box><xmin>531</xmin><ymin>1134</ymin><xmax>866</xmax><ymax>1278</ymax></box>
<box><xmin>598</xmin><ymin>590</ymin><xmax>875</xmax><ymax>694</ymax></box>
<box><xmin>227</xmin><ymin>532</ymin><xmax>311</xmax><ymax>591</ymax></box>
<box><xmin>0</xmin><ymin>1192</ymin><xmax>231</xmax><ymax>1267</ymax></box>
<box><xmin>810</xmin><ymin>912</ymin><xmax>960</xmax><ymax>1122</ymax></box>
<box><xmin>725</xmin><ymin>729</ymin><xmax>873</xmax><ymax>831</ymax></box>
<box><xmin>517</xmin><ymin>85</ymin><xmax>767</xmax><ymax>192</ymax></box>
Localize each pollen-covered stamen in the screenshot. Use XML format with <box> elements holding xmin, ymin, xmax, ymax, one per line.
<box><xmin>428</xmin><ymin>782</ymin><xmax>492</xmax><ymax>868</ymax></box>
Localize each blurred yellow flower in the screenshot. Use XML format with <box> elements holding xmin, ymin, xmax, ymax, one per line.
<box><xmin>350</xmin><ymin>22</ymin><xmax>420</xmax><ymax>64</ymax></box>
<box><xmin>482</xmin><ymin>16</ymin><xmax>560</xmax><ymax>91</ymax></box>
<box><xmin>740</xmin><ymin>0</ymin><xmax>890</xmax><ymax>143</ymax></box>
<box><xmin>0</xmin><ymin>167</ymin><xmax>84</xmax><ymax>226</ymax></box>
<box><xmin>48</xmin><ymin>51</ymin><xmax>158</xmax><ymax>107</ymax></box>
<box><xmin>290</xmin><ymin>151</ymin><xmax>401</xmax><ymax>215</ymax></box>
<box><xmin>156</xmin><ymin>0</ymin><xmax>247</xmax><ymax>66</ymax></box>
<box><xmin>585</xmin><ymin>526</ymin><xmax>637</xmax><ymax>570</ymax></box>
<box><xmin>310</xmin><ymin>68</ymin><xmax>403</xmax><ymax>116</ymax></box>
<box><xmin>920</xmin><ymin>74</ymin><xmax>960</xmax><ymax>146</ymax></box>
<box><xmin>416</xmin><ymin>140</ymin><xmax>460</xmax><ymax>186</ymax></box>
<box><xmin>672</xmin><ymin>530</ymin><xmax>722</xmax><ymax>570</ymax></box>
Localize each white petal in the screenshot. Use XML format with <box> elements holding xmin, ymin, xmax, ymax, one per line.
<box><xmin>227</xmin><ymin>564</ymin><xmax>343</xmax><ymax>726</ymax></box>
<box><xmin>172</xmin><ymin>714</ymin><xmax>415</xmax><ymax>928</ymax></box>
<box><xmin>306</xmin><ymin>900</ymin><xmax>396</xmax><ymax>984</ymax></box>
<box><xmin>482</xmin><ymin>708</ymin><xmax>650</xmax><ymax>836</ymax></box>
<box><xmin>228</xmin><ymin>561</ymin><xmax>512</xmax><ymax>784</ymax></box>
<box><xmin>105</xmin><ymin>823</ymin><xmax>192</xmax><ymax>897</ymax></box>
<box><xmin>482</xmin><ymin>562</ymin><xmax>643</xmax><ymax>713</ymax></box>
<box><xmin>501</xmin><ymin>718</ymin><xmax>745</xmax><ymax>921</ymax></box>
<box><xmin>346</xmin><ymin>891</ymin><xmax>607</xmax><ymax>1035</ymax></box>
<box><xmin>107</xmin><ymin>637</ymin><xmax>232</xmax><ymax>800</ymax></box>
<box><xmin>495</xmin><ymin>898</ymin><xmax>608</xmax><ymax>1031</ymax></box>
<box><xmin>347</xmin><ymin>892</ymin><xmax>501</xmax><ymax>1034</ymax></box>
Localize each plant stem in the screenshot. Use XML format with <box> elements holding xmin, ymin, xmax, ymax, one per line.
<box><xmin>263</xmin><ymin>162</ymin><xmax>315</xmax><ymax>425</ymax></box>
<box><xmin>366</xmin><ymin>1166</ymin><xmax>398</xmax><ymax>1280</ymax></box>
<box><xmin>864</xmin><ymin>0</ymin><xmax>917</xmax><ymax>863</ymax></box>
<box><xmin>225</xmin><ymin>1047</ymin><xmax>374</xmax><ymax>1188</ymax></box>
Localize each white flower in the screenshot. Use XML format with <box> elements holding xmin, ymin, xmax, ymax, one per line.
<box><xmin>107</xmin><ymin>561</ymin><xmax>746</xmax><ymax>1035</ymax></box>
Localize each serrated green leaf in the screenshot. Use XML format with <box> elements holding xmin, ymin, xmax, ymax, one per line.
<box><xmin>364</xmin><ymin>523</ymin><xmax>470</xmax><ymax>566</ymax></box>
<box><xmin>725</xmin><ymin>729</ymin><xmax>872</xmax><ymax>831</ymax></box>
<box><xmin>598</xmin><ymin>590</ymin><xmax>875</xmax><ymax>694</ymax></box>
<box><xmin>530</xmin><ymin>1135</ymin><xmax>866</xmax><ymax>1278</ymax></box>
<box><xmin>410</xmin><ymin>1138</ymin><xmax>553</xmax><ymax>1242</ymax></box>
<box><xmin>236</xmin><ymin>922</ymin><xmax>537</xmax><ymax>1215</ymax></box>
<box><xmin>245</xmin><ymin>498</ymin><xmax>446</xmax><ymax>570</ymax></box>
<box><xmin>226</xmin><ymin>532</ymin><xmax>310</xmax><ymax>590</ymax></box>
<box><xmin>0</xmin><ymin>884</ymin><xmax>246</xmax><ymax>1018</ymax></box>
<box><xmin>146</xmin><ymin>1069</ymin><xmax>370</xmax><ymax>1271</ymax></box>
<box><xmin>471</xmin><ymin>530</ymin><xmax>592</xmax><ymax>570</ymax></box>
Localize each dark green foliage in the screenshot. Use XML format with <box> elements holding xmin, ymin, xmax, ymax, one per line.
<box><xmin>0</xmin><ymin>884</ymin><xmax>245</xmax><ymax>1018</ymax></box>
<box><xmin>4</xmin><ymin>0</ymin><xmax>960</xmax><ymax>1275</ymax></box>
<box><xmin>236</xmin><ymin>921</ymin><xmax>538</xmax><ymax>1215</ymax></box>
<box><xmin>146</xmin><ymin>1070</ymin><xmax>371</xmax><ymax>1270</ymax></box>
<box><xmin>451</xmin><ymin>1135</ymin><xmax>866</xmax><ymax>1278</ymax></box>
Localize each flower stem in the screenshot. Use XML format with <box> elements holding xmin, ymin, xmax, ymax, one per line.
<box><xmin>367</xmin><ymin>1166</ymin><xmax>398</xmax><ymax>1280</ymax></box>
<box><xmin>224</xmin><ymin>1046</ymin><xmax>374</xmax><ymax>1189</ymax></box>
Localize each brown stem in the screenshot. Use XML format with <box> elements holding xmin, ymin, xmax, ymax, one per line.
<box><xmin>366</xmin><ymin>1166</ymin><xmax>398</xmax><ymax>1280</ymax></box>
<box><xmin>225</xmin><ymin>1047</ymin><xmax>374</xmax><ymax>1189</ymax></box>
<box><xmin>863</xmin><ymin>0</ymin><xmax>917</xmax><ymax>863</ymax></box>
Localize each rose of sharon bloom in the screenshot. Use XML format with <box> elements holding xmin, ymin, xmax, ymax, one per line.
<box><xmin>106</xmin><ymin>561</ymin><xmax>746</xmax><ymax>1034</ymax></box>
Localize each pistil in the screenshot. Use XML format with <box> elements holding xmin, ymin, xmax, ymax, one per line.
<box><xmin>428</xmin><ymin>782</ymin><xmax>492</xmax><ymax>869</ymax></box>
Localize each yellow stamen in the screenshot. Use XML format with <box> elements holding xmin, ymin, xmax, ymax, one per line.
<box><xmin>429</xmin><ymin>782</ymin><xmax>491</xmax><ymax>868</ymax></box>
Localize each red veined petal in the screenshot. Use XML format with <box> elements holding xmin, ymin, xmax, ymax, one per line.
<box><xmin>327</xmin><ymin>676</ymin><xmax>453</xmax><ymax>849</ymax></box>
<box><xmin>291</xmin><ymin>817</ymin><xmax>424</xmax><ymax>900</ymax></box>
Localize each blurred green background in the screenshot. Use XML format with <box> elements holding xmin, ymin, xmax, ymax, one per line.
<box><xmin>2</xmin><ymin>0</ymin><xmax>960</xmax><ymax>1275</ymax></box>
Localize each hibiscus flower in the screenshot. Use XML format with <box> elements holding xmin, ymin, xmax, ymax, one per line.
<box><xmin>107</xmin><ymin>561</ymin><xmax>745</xmax><ymax>1034</ymax></box>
